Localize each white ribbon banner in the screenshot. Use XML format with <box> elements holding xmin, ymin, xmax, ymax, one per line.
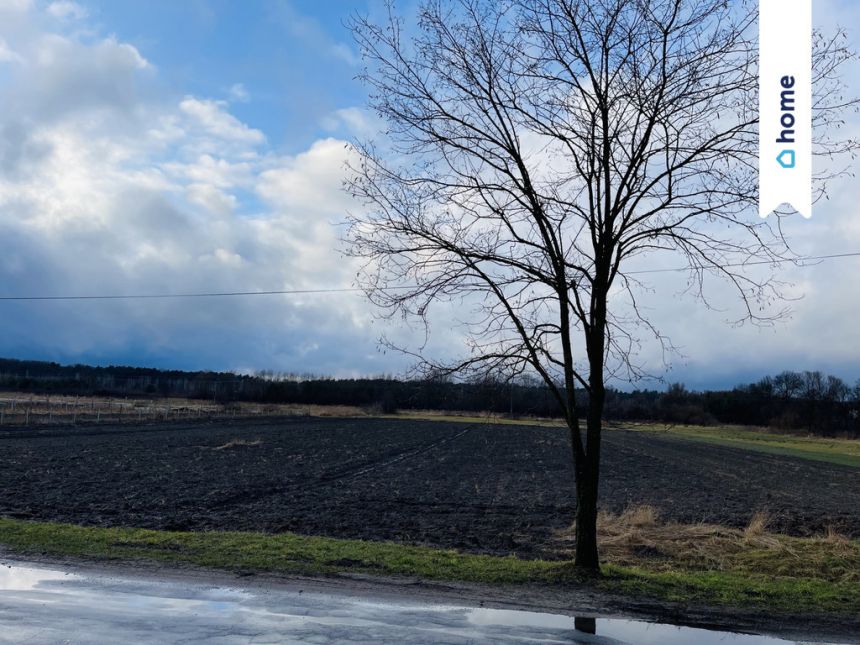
<box><xmin>759</xmin><ymin>0</ymin><xmax>812</xmax><ymax>219</ymax></box>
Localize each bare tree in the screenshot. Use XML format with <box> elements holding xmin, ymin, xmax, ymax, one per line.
<box><xmin>346</xmin><ymin>0</ymin><xmax>858</xmax><ymax>571</ymax></box>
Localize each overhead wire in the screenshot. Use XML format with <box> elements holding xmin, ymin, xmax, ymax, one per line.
<box><xmin>0</xmin><ymin>251</ymin><xmax>858</xmax><ymax>301</ymax></box>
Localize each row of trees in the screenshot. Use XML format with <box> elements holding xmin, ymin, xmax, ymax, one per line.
<box><xmin>607</xmin><ymin>372</ymin><xmax>860</xmax><ymax>436</ymax></box>
<box><xmin>2</xmin><ymin>359</ymin><xmax>857</xmax><ymax>436</ymax></box>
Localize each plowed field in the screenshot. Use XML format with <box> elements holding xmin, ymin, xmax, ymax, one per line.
<box><xmin>1</xmin><ymin>417</ymin><xmax>856</xmax><ymax>557</ymax></box>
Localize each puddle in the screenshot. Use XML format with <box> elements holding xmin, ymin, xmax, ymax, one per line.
<box><xmin>465</xmin><ymin>608</ymin><xmax>813</xmax><ymax>643</ymax></box>
<box><xmin>0</xmin><ymin>561</ymin><xmax>845</xmax><ymax>644</ymax></box>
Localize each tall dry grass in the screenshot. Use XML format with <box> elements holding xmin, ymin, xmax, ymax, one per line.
<box><xmin>554</xmin><ymin>505</ymin><xmax>859</xmax><ymax>583</ymax></box>
<box><xmin>744</xmin><ymin>510</ymin><xmax>771</xmax><ymax>538</ymax></box>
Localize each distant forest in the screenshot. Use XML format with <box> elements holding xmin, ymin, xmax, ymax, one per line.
<box><xmin>1</xmin><ymin>358</ymin><xmax>858</xmax><ymax>437</ymax></box>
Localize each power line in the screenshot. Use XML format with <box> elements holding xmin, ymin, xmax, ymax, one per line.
<box><xmin>626</xmin><ymin>251</ymin><xmax>860</xmax><ymax>274</ymax></box>
<box><xmin>0</xmin><ymin>287</ymin><xmax>371</xmax><ymax>301</ymax></box>
<box><xmin>0</xmin><ymin>251</ymin><xmax>858</xmax><ymax>302</ymax></box>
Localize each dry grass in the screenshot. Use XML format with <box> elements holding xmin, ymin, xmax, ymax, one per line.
<box><xmin>211</xmin><ymin>438</ymin><xmax>263</xmax><ymax>450</ymax></box>
<box><xmin>614</xmin><ymin>504</ymin><xmax>660</xmax><ymax>527</ymax></box>
<box><xmin>0</xmin><ymin>392</ymin><xmax>572</xmax><ymax>429</ymax></box>
<box><xmin>824</xmin><ymin>525</ymin><xmax>851</xmax><ymax>544</ymax></box>
<box><xmin>554</xmin><ymin>505</ymin><xmax>860</xmax><ymax>584</ymax></box>
<box><xmin>0</xmin><ymin>393</ymin><xmax>378</xmax><ymax>427</ymax></box>
<box><xmin>744</xmin><ymin>510</ymin><xmax>771</xmax><ymax>538</ymax></box>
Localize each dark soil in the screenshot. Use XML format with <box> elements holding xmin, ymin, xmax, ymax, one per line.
<box><xmin>1</xmin><ymin>417</ymin><xmax>857</xmax><ymax>557</ymax></box>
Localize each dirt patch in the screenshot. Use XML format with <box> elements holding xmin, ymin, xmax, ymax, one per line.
<box><xmin>0</xmin><ymin>417</ymin><xmax>857</xmax><ymax>557</ymax></box>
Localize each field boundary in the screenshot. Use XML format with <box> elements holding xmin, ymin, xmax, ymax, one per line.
<box><xmin>3</xmin><ymin>391</ymin><xmax>857</xmax><ymax>469</ymax></box>
<box><xmin>621</xmin><ymin>422</ymin><xmax>860</xmax><ymax>468</ymax></box>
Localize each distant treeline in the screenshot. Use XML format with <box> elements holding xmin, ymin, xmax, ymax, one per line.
<box><xmin>1</xmin><ymin>358</ymin><xmax>857</xmax><ymax>437</ymax></box>
<box><xmin>605</xmin><ymin>374</ymin><xmax>860</xmax><ymax>437</ymax></box>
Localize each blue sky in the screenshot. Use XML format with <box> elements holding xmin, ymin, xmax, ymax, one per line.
<box><xmin>0</xmin><ymin>0</ymin><xmax>859</xmax><ymax>390</ymax></box>
<box><xmin>71</xmin><ymin>0</ymin><xmax>372</xmax><ymax>150</ymax></box>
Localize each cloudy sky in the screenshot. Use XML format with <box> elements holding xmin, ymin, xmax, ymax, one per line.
<box><xmin>0</xmin><ymin>0</ymin><xmax>858</xmax><ymax>390</ymax></box>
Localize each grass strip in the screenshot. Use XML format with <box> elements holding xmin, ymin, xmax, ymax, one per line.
<box><xmin>599</xmin><ymin>565</ymin><xmax>858</xmax><ymax>613</ymax></box>
<box><xmin>623</xmin><ymin>423</ymin><xmax>860</xmax><ymax>468</ymax></box>
<box><xmin>1</xmin><ymin>518</ymin><xmax>857</xmax><ymax>615</ymax></box>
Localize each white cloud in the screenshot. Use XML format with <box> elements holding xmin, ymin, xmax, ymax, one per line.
<box><xmin>0</xmin><ymin>7</ymin><xmax>399</xmax><ymax>376</ymax></box>
<box><xmin>46</xmin><ymin>1</ymin><xmax>86</xmax><ymax>21</ymax></box>
<box><xmin>0</xmin><ymin>38</ymin><xmax>23</xmax><ymax>63</ymax></box>
<box><xmin>258</xmin><ymin>138</ymin><xmax>355</xmax><ymax>214</ymax></box>
<box><xmin>165</xmin><ymin>154</ymin><xmax>255</xmax><ymax>190</ymax></box>
<box><xmin>0</xmin><ymin>0</ymin><xmax>31</xmax><ymax>14</ymax></box>
<box><xmin>320</xmin><ymin>107</ymin><xmax>378</xmax><ymax>137</ymax></box>
<box><xmin>185</xmin><ymin>183</ymin><xmax>237</xmax><ymax>217</ymax></box>
<box><xmin>228</xmin><ymin>82</ymin><xmax>249</xmax><ymax>103</ymax></box>
<box><xmin>35</xmin><ymin>34</ymin><xmax>149</xmax><ymax>71</ymax></box>
<box><xmin>179</xmin><ymin>97</ymin><xmax>265</xmax><ymax>145</ymax></box>
<box><xmin>329</xmin><ymin>42</ymin><xmax>359</xmax><ymax>67</ymax></box>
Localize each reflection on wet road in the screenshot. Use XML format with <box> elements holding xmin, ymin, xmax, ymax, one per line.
<box><xmin>0</xmin><ymin>560</ymin><xmax>837</xmax><ymax>644</ymax></box>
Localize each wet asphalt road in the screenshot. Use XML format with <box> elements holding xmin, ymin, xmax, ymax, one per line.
<box><xmin>0</xmin><ymin>559</ymin><xmax>826</xmax><ymax>644</ymax></box>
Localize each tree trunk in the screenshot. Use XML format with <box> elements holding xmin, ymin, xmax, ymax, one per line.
<box><xmin>572</xmin><ymin>394</ymin><xmax>604</xmax><ymax>572</ymax></box>
<box><xmin>573</xmin><ymin>312</ymin><xmax>607</xmax><ymax>573</ymax></box>
<box><xmin>573</xmin><ymin>460</ymin><xmax>600</xmax><ymax>571</ymax></box>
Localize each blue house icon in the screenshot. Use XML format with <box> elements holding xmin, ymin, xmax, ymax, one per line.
<box><xmin>777</xmin><ymin>150</ymin><xmax>796</xmax><ymax>169</ymax></box>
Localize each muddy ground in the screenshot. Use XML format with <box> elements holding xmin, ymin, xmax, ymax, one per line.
<box><xmin>0</xmin><ymin>417</ymin><xmax>857</xmax><ymax>557</ymax></box>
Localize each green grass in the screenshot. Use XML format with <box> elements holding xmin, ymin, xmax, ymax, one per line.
<box><xmin>1</xmin><ymin>518</ymin><xmax>857</xmax><ymax>615</ymax></box>
<box><xmin>599</xmin><ymin>564</ymin><xmax>859</xmax><ymax>612</ymax></box>
<box><xmin>623</xmin><ymin>423</ymin><xmax>860</xmax><ymax>468</ymax></box>
<box><xmin>0</xmin><ymin>518</ymin><xmax>563</xmax><ymax>584</ymax></box>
